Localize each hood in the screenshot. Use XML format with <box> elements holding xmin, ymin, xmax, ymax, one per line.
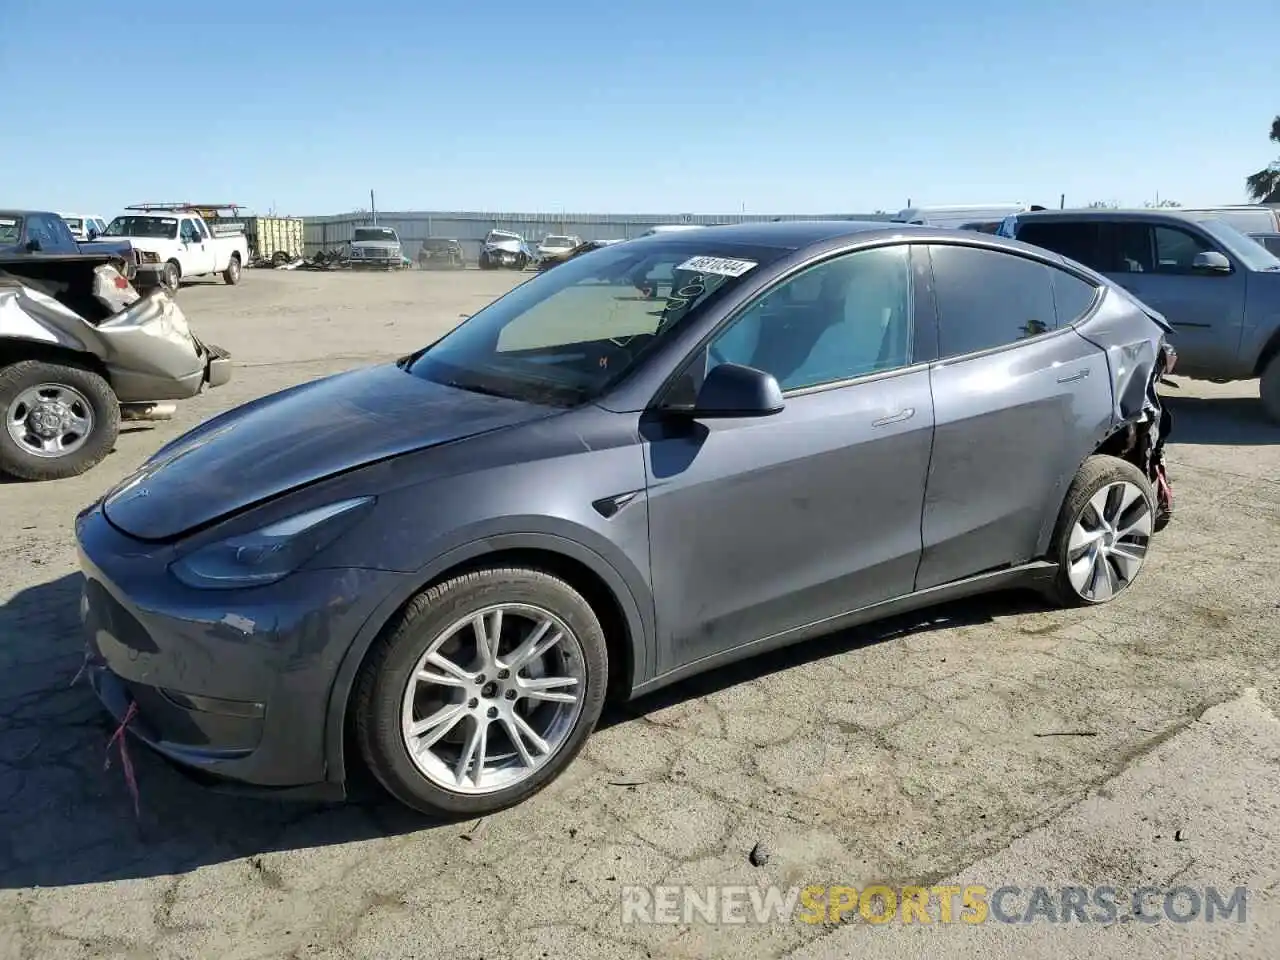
<box><xmin>484</xmin><ymin>237</ymin><xmax>526</xmax><ymax>253</ymax></box>
<box><xmin>101</xmin><ymin>363</ymin><xmax>558</xmax><ymax>541</ymax></box>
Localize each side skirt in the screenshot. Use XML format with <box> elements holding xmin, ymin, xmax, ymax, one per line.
<box><xmin>629</xmin><ymin>561</ymin><xmax>1058</xmax><ymax>699</ymax></box>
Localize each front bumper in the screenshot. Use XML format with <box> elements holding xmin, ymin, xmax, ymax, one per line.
<box><xmin>76</xmin><ymin>503</ymin><xmax>404</xmax><ymax>796</ymax></box>
<box><xmin>133</xmin><ymin>264</ymin><xmax>164</xmax><ymax>289</ymax></box>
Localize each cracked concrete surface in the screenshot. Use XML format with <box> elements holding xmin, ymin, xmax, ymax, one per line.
<box><xmin>1</xmin><ymin>270</ymin><xmax>1278</xmax><ymax>959</ymax></box>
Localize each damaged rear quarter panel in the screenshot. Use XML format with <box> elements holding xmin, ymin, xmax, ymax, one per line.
<box><xmin>1072</xmin><ymin>290</ymin><xmax>1170</xmax><ymax>425</ymax></box>
<box><xmin>95</xmin><ymin>291</ymin><xmax>208</xmax><ymax>402</ymax></box>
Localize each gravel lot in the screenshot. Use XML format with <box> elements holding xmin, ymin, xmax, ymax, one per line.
<box><xmin>1</xmin><ymin>268</ymin><xmax>1278</xmax><ymax>959</ymax></box>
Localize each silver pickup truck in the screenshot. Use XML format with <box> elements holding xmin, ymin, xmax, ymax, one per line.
<box><xmin>1000</xmin><ymin>209</ymin><xmax>1280</xmax><ymax>422</ymax></box>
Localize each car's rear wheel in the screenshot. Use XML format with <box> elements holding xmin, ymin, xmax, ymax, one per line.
<box><xmin>1047</xmin><ymin>455</ymin><xmax>1156</xmax><ymax>606</ymax></box>
<box><xmin>223</xmin><ymin>254</ymin><xmax>242</xmax><ymax>285</ymax></box>
<box><xmin>1261</xmin><ymin>354</ymin><xmax>1280</xmax><ymax>425</ymax></box>
<box><xmin>353</xmin><ymin>567</ymin><xmax>608</xmax><ymax>817</ymax></box>
<box><xmin>0</xmin><ymin>360</ymin><xmax>120</xmax><ymax>481</ymax></box>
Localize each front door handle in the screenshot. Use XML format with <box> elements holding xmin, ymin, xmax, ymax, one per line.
<box><xmin>872</xmin><ymin>407</ymin><xmax>915</xmax><ymax>427</ymax></box>
<box><xmin>1056</xmin><ymin>369</ymin><xmax>1090</xmax><ymax>384</ymax></box>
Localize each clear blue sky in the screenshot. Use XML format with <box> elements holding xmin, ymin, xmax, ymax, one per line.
<box><xmin>3</xmin><ymin>0</ymin><xmax>1278</xmax><ymax>217</ymax></box>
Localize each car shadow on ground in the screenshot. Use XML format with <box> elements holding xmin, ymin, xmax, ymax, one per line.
<box><xmin>1162</xmin><ymin>392</ymin><xmax>1279</xmax><ymax>445</ymax></box>
<box><xmin>0</xmin><ymin>572</ymin><xmax>1047</xmax><ymax>891</ymax></box>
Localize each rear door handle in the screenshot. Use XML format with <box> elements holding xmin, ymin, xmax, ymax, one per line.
<box><xmin>872</xmin><ymin>407</ymin><xmax>915</xmax><ymax>427</ymax></box>
<box><xmin>1056</xmin><ymin>369</ymin><xmax>1090</xmax><ymax>384</ymax></box>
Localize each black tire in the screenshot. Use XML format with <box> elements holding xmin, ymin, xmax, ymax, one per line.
<box><xmin>1261</xmin><ymin>353</ymin><xmax>1280</xmax><ymax>425</ymax></box>
<box><xmin>1046</xmin><ymin>454</ymin><xmax>1157</xmax><ymax>607</ymax></box>
<box><xmin>353</xmin><ymin>567</ymin><xmax>609</xmax><ymax>817</ymax></box>
<box><xmin>478</xmin><ymin>254</ymin><xmax>491</xmax><ymax>270</ymax></box>
<box><xmin>515</xmin><ymin>254</ymin><xmax>528</xmax><ymax>271</ymax></box>
<box><xmin>222</xmin><ymin>253</ymin><xmax>242</xmax><ymax>285</ymax></box>
<box><xmin>162</xmin><ymin>260</ymin><xmax>181</xmax><ymax>292</ymax></box>
<box><xmin>0</xmin><ymin>360</ymin><xmax>120</xmax><ymax>481</ymax></box>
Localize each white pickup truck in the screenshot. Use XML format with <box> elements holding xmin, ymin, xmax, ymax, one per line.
<box><xmin>101</xmin><ymin>210</ymin><xmax>250</xmax><ymax>291</ymax></box>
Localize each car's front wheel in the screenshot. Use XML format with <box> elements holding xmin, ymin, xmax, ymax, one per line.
<box><xmin>353</xmin><ymin>567</ymin><xmax>609</xmax><ymax>817</ymax></box>
<box><xmin>1047</xmin><ymin>454</ymin><xmax>1157</xmax><ymax>606</ymax></box>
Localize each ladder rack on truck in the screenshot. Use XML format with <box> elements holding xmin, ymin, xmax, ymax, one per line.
<box><xmin>125</xmin><ymin>203</ymin><xmax>246</xmax><ymax>236</ymax></box>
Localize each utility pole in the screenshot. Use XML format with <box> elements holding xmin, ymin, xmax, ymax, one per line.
<box><xmin>1059</xmin><ymin>193</ymin><xmax>1065</xmax><ymax>209</ymax></box>
<box><xmin>371</xmin><ymin>190</ymin><xmax>377</xmax><ymax>224</ymax></box>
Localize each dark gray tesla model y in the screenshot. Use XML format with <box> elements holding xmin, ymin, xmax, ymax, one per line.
<box><xmin>76</xmin><ymin>221</ymin><xmax>1175</xmax><ymax>816</ymax></box>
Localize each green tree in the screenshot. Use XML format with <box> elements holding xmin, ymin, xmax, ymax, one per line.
<box><xmin>1245</xmin><ymin>115</ymin><xmax>1280</xmax><ymax>202</ymax></box>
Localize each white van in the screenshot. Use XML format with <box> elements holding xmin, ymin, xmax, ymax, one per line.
<box><xmin>639</xmin><ymin>224</ymin><xmax>706</xmax><ymax>236</ymax></box>
<box><xmin>893</xmin><ymin>204</ymin><xmax>1030</xmax><ymax>231</ymax></box>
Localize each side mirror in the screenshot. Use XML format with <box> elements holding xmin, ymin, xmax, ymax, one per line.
<box><xmin>688</xmin><ymin>363</ymin><xmax>785</xmax><ymax>418</ymax></box>
<box><xmin>25</xmin><ymin>238</ymin><xmax>40</xmax><ymax>252</ymax></box>
<box><xmin>1191</xmin><ymin>251</ymin><xmax>1232</xmax><ymax>274</ymax></box>
<box><xmin>87</xmin><ymin>228</ymin><xmax>99</xmax><ymax>240</ymax></box>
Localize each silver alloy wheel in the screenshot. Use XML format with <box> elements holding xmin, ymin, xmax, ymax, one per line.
<box><xmin>1066</xmin><ymin>480</ymin><xmax>1153</xmax><ymax>602</ymax></box>
<box><xmin>228</xmin><ymin>257</ymin><xmax>240</xmax><ymax>280</ymax></box>
<box><xmin>400</xmin><ymin>603</ymin><xmax>587</xmax><ymax>795</ymax></box>
<box><xmin>5</xmin><ymin>383</ymin><xmax>95</xmax><ymax>458</ymax></box>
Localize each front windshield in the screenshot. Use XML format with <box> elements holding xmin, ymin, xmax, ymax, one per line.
<box><xmin>407</xmin><ymin>238</ymin><xmax>786</xmax><ymax>405</ymax></box>
<box><xmin>487</xmin><ymin>232</ymin><xmax>521</xmax><ymax>244</ymax></box>
<box><xmin>0</xmin><ymin>216</ymin><xmax>22</xmax><ymax>243</ymax></box>
<box><xmin>63</xmin><ymin>217</ymin><xmax>84</xmax><ymax>234</ymax></box>
<box><xmin>543</xmin><ymin>236</ymin><xmax>573</xmax><ymax>247</ymax></box>
<box><xmin>105</xmin><ymin>216</ymin><xmax>177</xmax><ymax>239</ymax></box>
<box><xmin>1194</xmin><ymin>217</ymin><xmax>1280</xmax><ymax>272</ymax></box>
<box><xmin>353</xmin><ymin>227</ymin><xmax>398</xmax><ymax>243</ymax></box>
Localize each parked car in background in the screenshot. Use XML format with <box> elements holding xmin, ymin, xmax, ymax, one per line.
<box><xmin>60</xmin><ymin>213</ymin><xmax>109</xmax><ymax>241</ymax></box>
<box><xmin>639</xmin><ymin>224</ymin><xmax>705</xmax><ymax>237</ymax></box>
<box><xmin>0</xmin><ymin>253</ymin><xmax>230</xmax><ymax>480</ymax></box>
<box><xmin>479</xmin><ymin>229</ymin><xmax>533</xmax><ymax>270</ymax></box>
<box><xmin>536</xmin><ymin>234</ymin><xmax>582</xmax><ymax>261</ymax></box>
<box><xmin>1</xmin><ymin>209</ymin><xmax>139</xmax><ymax>281</ymax></box>
<box><xmin>1175</xmin><ymin>205</ymin><xmax>1280</xmax><ymax>235</ymax></box>
<box><xmin>348</xmin><ymin>225</ymin><xmax>404</xmax><ymax>269</ymax></box>
<box><xmin>77</xmin><ymin>221</ymin><xmax>1174</xmax><ymax>817</ymax></box>
<box><xmin>1000</xmin><ymin>208</ymin><xmax>1280</xmax><ymax>422</ymax></box>
<box><xmin>103</xmin><ymin>208</ymin><xmax>249</xmax><ymax>291</ymax></box>
<box><xmin>417</xmin><ymin>238</ymin><xmax>466</xmax><ymax>269</ymax></box>
<box><xmin>894</xmin><ymin>204</ymin><xmax>1030</xmax><ymax>229</ymax></box>
<box><xmin>536</xmin><ymin>239</ymin><xmax>608</xmax><ymax>271</ymax></box>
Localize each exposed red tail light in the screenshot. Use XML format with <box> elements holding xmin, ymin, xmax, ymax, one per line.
<box><xmin>114</xmin><ymin>275</ymin><xmax>129</xmax><ymax>290</ymax></box>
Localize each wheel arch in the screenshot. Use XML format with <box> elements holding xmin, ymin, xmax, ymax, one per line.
<box><xmin>0</xmin><ymin>339</ymin><xmax>111</xmax><ymax>384</ymax></box>
<box><xmin>322</xmin><ymin>533</ymin><xmax>649</xmax><ymax>787</ymax></box>
<box><xmin>1254</xmin><ymin>325</ymin><xmax>1280</xmax><ymax>378</ymax></box>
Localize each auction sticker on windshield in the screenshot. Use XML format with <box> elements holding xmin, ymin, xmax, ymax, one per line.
<box><xmin>676</xmin><ymin>256</ymin><xmax>758</xmax><ymax>277</ymax></box>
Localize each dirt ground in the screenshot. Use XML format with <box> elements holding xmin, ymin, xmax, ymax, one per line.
<box><xmin>1</xmin><ymin>268</ymin><xmax>1278</xmax><ymax>959</ymax></box>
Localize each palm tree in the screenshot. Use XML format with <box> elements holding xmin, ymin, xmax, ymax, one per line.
<box><xmin>1245</xmin><ymin>115</ymin><xmax>1280</xmax><ymax>202</ymax></box>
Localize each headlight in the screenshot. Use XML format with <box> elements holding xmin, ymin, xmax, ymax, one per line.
<box><xmin>169</xmin><ymin>497</ymin><xmax>375</xmax><ymax>589</ymax></box>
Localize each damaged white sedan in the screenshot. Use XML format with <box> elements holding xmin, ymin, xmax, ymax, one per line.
<box><xmin>0</xmin><ymin>253</ymin><xmax>230</xmax><ymax>480</ymax></box>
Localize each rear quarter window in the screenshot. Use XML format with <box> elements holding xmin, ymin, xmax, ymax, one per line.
<box><xmin>1048</xmin><ymin>269</ymin><xmax>1100</xmax><ymax>325</ymax></box>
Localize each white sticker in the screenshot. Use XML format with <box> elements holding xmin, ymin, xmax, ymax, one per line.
<box><xmin>0</xmin><ymin>218</ymin><xmax>16</xmax><ymax>226</ymax></box>
<box><xmin>676</xmin><ymin>255</ymin><xmax>758</xmax><ymax>277</ymax></box>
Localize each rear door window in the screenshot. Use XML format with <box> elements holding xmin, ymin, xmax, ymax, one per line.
<box><xmin>1015</xmin><ymin>221</ymin><xmax>1108</xmax><ymax>272</ymax></box>
<box><xmin>928</xmin><ymin>244</ymin><xmax>1059</xmax><ymax>357</ymax></box>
